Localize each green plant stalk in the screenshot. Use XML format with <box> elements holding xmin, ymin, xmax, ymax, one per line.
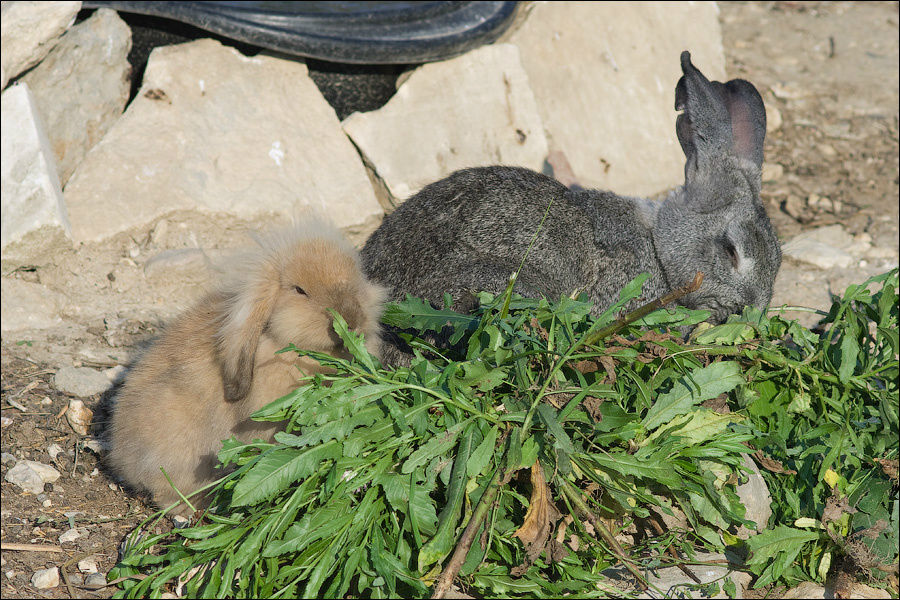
<box><xmin>160</xmin><ymin>467</ymin><xmax>197</xmax><ymax>513</ymax></box>
<box><xmin>583</xmin><ymin>271</ymin><xmax>704</xmax><ymax>347</ymax></box>
<box><xmin>521</xmin><ymin>271</ymin><xmax>704</xmax><ymax>437</ymax></box>
<box><xmin>674</xmin><ymin>344</ymin><xmax>897</xmax><ymax>387</ymax></box>
<box><xmin>558</xmin><ymin>477</ymin><xmax>650</xmax><ymax>591</ymax></box>
<box><xmin>431</xmin><ymin>465</ymin><xmax>504</xmax><ymax>599</ymax></box>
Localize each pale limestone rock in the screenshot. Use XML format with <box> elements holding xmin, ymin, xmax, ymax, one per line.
<box><xmin>0</xmin><ymin>277</ymin><xmax>65</xmax><ymax>332</ymax></box>
<box><xmin>503</xmin><ymin>1</ymin><xmax>726</xmax><ymax>197</ymax></box>
<box><xmin>761</xmin><ymin>162</ymin><xmax>784</xmax><ymax>182</ymax></box>
<box><xmin>342</xmin><ymin>43</ymin><xmax>548</xmax><ymax>202</ymax></box>
<box><xmin>77</xmin><ymin>558</ymin><xmax>99</xmax><ymax>574</ymax></box>
<box><xmin>66</xmin><ymin>398</ymin><xmax>94</xmax><ymax>434</ymax></box>
<box><xmin>783</xmin><ymin>581</ymin><xmax>892</xmax><ymax>599</ymax></box>
<box><xmin>84</xmin><ymin>572</ymin><xmax>107</xmax><ymax>587</ymax></box>
<box><xmin>20</xmin><ymin>8</ymin><xmax>132</xmax><ymax>184</ymax></box>
<box><xmin>781</xmin><ymin>224</ymin><xmax>861</xmax><ymax>270</ymax></box>
<box><xmin>143</xmin><ymin>248</ymin><xmax>210</xmax><ymax>281</ymax></box>
<box><xmin>53</xmin><ymin>366</ymin><xmax>112</xmax><ymax>397</ymax></box>
<box><xmin>31</xmin><ymin>566</ymin><xmax>60</xmax><ymax>590</ymax></box>
<box><xmin>64</xmin><ymin>39</ymin><xmax>382</xmax><ymax>245</ymax></box>
<box><xmin>59</xmin><ymin>527</ymin><xmax>84</xmax><ymax>544</ymax></box>
<box><xmin>5</xmin><ymin>459</ymin><xmax>61</xmax><ymax>495</ymax></box>
<box><xmin>604</xmin><ymin>551</ymin><xmax>749</xmax><ymax>599</ymax></box>
<box><xmin>0</xmin><ymin>1</ymin><xmax>82</xmax><ymax>89</ymax></box>
<box><xmin>1</xmin><ymin>83</ymin><xmax>72</xmax><ymax>271</ymax></box>
<box><xmin>735</xmin><ymin>454</ymin><xmax>773</xmax><ymax>539</ymax></box>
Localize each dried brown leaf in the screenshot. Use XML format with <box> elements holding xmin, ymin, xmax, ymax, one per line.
<box><xmin>875</xmin><ymin>458</ymin><xmax>899</xmax><ymax>483</ymax></box>
<box><xmin>582</xmin><ymin>397</ymin><xmax>603</xmax><ymax>422</ymax></box>
<box><xmin>822</xmin><ymin>490</ymin><xmax>857</xmax><ymax>525</ymax></box>
<box><xmin>512</xmin><ymin>462</ymin><xmax>562</xmax><ymax>565</ymax></box>
<box><xmin>598</xmin><ymin>355</ymin><xmax>617</xmax><ymax>384</ymax></box>
<box><xmin>752</xmin><ymin>450</ymin><xmax>797</xmax><ymax>475</ymax></box>
<box><xmin>701</xmin><ymin>394</ymin><xmax>730</xmax><ymax>413</ymax></box>
<box><xmin>572</xmin><ymin>360</ymin><xmax>599</xmax><ymax>374</ymax></box>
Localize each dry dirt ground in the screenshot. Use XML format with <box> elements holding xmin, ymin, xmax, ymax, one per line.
<box><xmin>1</xmin><ymin>2</ymin><xmax>898</xmax><ymax>598</ymax></box>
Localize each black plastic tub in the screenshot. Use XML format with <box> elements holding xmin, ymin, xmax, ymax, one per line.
<box><xmin>82</xmin><ymin>1</ymin><xmax>520</xmax><ymax>64</ymax></box>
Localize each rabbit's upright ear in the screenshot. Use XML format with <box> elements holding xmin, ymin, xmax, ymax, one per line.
<box><xmin>675</xmin><ymin>51</ymin><xmax>766</xmax><ymax>174</ymax></box>
<box><xmin>216</xmin><ymin>269</ymin><xmax>280</xmax><ymax>402</ymax></box>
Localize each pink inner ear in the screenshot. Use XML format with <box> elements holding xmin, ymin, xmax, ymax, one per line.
<box><xmin>727</xmin><ymin>98</ymin><xmax>755</xmax><ymax>160</ymax></box>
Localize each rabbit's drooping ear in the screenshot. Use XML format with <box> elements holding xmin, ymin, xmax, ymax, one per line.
<box><xmin>675</xmin><ymin>51</ymin><xmax>767</xmax><ymax>175</ymax></box>
<box><xmin>216</xmin><ymin>265</ymin><xmax>281</xmax><ymax>402</ymax></box>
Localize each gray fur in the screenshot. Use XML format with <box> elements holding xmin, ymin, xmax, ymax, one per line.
<box><xmin>361</xmin><ymin>52</ymin><xmax>781</xmax><ymax>350</ymax></box>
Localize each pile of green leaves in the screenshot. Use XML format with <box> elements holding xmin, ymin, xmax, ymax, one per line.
<box><xmin>110</xmin><ymin>269</ymin><xmax>898</xmax><ymax>598</ymax></box>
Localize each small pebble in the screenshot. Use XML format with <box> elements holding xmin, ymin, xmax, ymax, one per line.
<box><xmin>42</xmin><ymin>499</ymin><xmax>52</xmax><ymax>508</ymax></box>
<box><xmin>0</xmin><ymin>416</ymin><xmax>12</xmax><ymax>428</ymax></box>
<box><xmin>82</xmin><ymin>439</ymin><xmax>104</xmax><ymax>454</ymax></box>
<box><xmin>78</xmin><ymin>558</ymin><xmax>99</xmax><ymax>574</ymax></box>
<box><xmin>783</xmin><ymin>194</ymin><xmax>805</xmax><ymax>220</ymax></box>
<box><xmin>0</xmin><ymin>452</ymin><xmax>16</xmax><ymax>465</ymax></box>
<box><xmin>66</xmin><ymin>398</ymin><xmax>94</xmax><ymax>436</ymax></box>
<box><xmin>41</xmin><ymin>396</ymin><xmax>53</xmax><ymax>405</ymax></box>
<box><xmin>85</xmin><ymin>572</ymin><xmax>107</xmax><ymax>587</ymax></box>
<box><xmin>109</xmin><ymin>482</ymin><xmax>119</xmax><ymax>491</ymax></box>
<box><xmin>53</xmin><ymin>366</ymin><xmax>113</xmax><ymax>397</ymax></box>
<box><xmin>817</xmin><ymin>143</ymin><xmax>837</xmax><ymax>157</ymax></box>
<box><xmin>31</xmin><ymin>567</ymin><xmax>59</xmax><ymax>589</ymax></box>
<box><xmin>47</xmin><ymin>444</ymin><xmax>63</xmax><ymax>461</ymax></box>
<box><xmin>59</xmin><ymin>528</ymin><xmax>83</xmax><ymax>544</ymax></box>
<box><xmin>761</xmin><ymin>162</ymin><xmax>784</xmax><ymax>182</ymax></box>
<box><xmin>171</xmin><ymin>514</ymin><xmax>191</xmax><ymax>529</ymax></box>
<box><xmin>90</xmin><ymin>468</ymin><xmax>99</xmax><ymax>477</ymax></box>
<box><xmin>5</xmin><ymin>460</ymin><xmax>61</xmax><ymax>495</ymax></box>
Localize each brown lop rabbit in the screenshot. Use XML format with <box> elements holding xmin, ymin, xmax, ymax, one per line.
<box><xmin>107</xmin><ymin>221</ymin><xmax>386</xmax><ymax>509</ymax></box>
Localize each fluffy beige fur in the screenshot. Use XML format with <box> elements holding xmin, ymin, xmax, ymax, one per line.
<box><xmin>107</xmin><ymin>221</ymin><xmax>386</xmax><ymax>509</ymax></box>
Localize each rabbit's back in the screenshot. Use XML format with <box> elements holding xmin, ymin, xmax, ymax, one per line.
<box><xmin>362</xmin><ymin>166</ymin><xmax>664</xmax><ymax>312</ymax></box>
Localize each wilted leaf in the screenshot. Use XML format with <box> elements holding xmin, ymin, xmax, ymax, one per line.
<box><xmin>875</xmin><ymin>458</ymin><xmax>899</xmax><ymax>483</ymax></box>
<box><xmin>752</xmin><ymin>450</ymin><xmax>797</xmax><ymax>475</ymax></box>
<box><xmin>513</xmin><ymin>462</ymin><xmax>562</xmax><ymax>567</ymax></box>
<box><xmin>822</xmin><ymin>490</ymin><xmax>857</xmax><ymax>526</ymax></box>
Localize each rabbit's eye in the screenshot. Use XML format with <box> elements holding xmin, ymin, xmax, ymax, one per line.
<box><xmin>294</xmin><ymin>286</ymin><xmax>307</xmax><ymax>296</ymax></box>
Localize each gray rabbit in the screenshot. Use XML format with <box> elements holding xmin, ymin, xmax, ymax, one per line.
<box><xmin>361</xmin><ymin>52</ymin><xmax>781</xmax><ymax>359</ymax></box>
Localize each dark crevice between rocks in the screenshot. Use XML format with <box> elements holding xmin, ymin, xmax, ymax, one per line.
<box><xmin>75</xmin><ymin>7</ymin><xmax>409</xmax><ymax>121</ymax></box>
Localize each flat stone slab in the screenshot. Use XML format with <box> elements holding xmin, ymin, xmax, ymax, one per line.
<box><xmin>53</xmin><ymin>366</ymin><xmax>114</xmax><ymax>397</ymax></box>
<box><xmin>343</xmin><ymin>43</ymin><xmax>548</xmax><ymax>202</ymax></box>
<box><xmin>63</xmin><ymin>39</ymin><xmax>383</xmax><ymax>245</ymax></box>
<box><xmin>0</xmin><ymin>277</ymin><xmax>66</xmax><ymax>333</ymax></box>
<box><xmin>20</xmin><ymin>8</ymin><xmax>132</xmax><ymax>185</ymax></box>
<box><xmin>5</xmin><ymin>459</ymin><xmax>61</xmax><ymax>495</ymax></box>
<box><xmin>503</xmin><ymin>1</ymin><xmax>727</xmax><ymax>197</ymax></box>
<box><xmin>1</xmin><ymin>83</ymin><xmax>72</xmax><ymax>271</ymax></box>
<box><xmin>0</xmin><ymin>1</ymin><xmax>82</xmax><ymax>89</ymax></box>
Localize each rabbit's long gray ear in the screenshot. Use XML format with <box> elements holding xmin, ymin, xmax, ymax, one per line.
<box><xmin>217</xmin><ymin>269</ymin><xmax>280</xmax><ymax>402</ymax></box>
<box><xmin>675</xmin><ymin>51</ymin><xmax>766</xmax><ymax>172</ymax></box>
